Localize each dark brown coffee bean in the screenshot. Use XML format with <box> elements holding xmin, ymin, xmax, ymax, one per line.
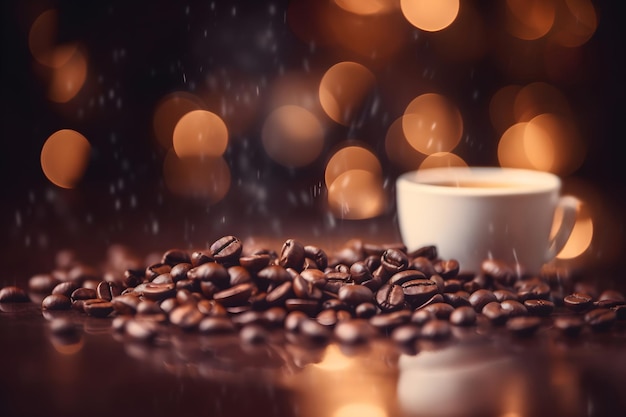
<box><xmin>257</xmin><ymin>265</ymin><xmax>292</xmax><ymax>291</ymax></box>
<box><xmin>400</xmin><ymin>279</ymin><xmax>439</xmax><ymax>308</ymax></box>
<box><xmin>338</xmin><ymin>285</ymin><xmax>373</xmax><ymax>306</ymax></box>
<box><xmin>494</xmin><ymin>289</ymin><xmax>519</xmax><ymax>302</ymax></box>
<box><xmin>614</xmin><ymin>305</ymin><xmax>626</xmax><ymax>320</ymax></box>
<box><xmin>554</xmin><ymin>316</ymin><xmax>584</xmax><ymax>337</ymax></box>
<box><xmin>428</xmin><ymin>274</ymin><xmax>445</xmax><ymax>293</ymax></box>
<box><xmin>83</xmin><ymin>299</ymin><xmax>115</xmax><ymax>318</ymax></box>
<box><xmin>151</xmin><ymin>273</ymin><xmax>173</xmax><ymax>285</ymax></box>
<box><xmin>349</xmin><ymin>261</ymin><xmax>373</xmax><ymax>285</ymax></box>
<box><xmin>123</xmin><ymin>268</ymin><xmax>144</xmax><ymax>288</ymax></box>
<box><xmin>262</xmin><ymin>306</ymin><xmax>287</xmax><ymax>327</ymax></box>
<box><xmin>421</xmin><ymin>320</ymin><xmax>451</xmax><ymax>340</ymax></box>
<box><xmin>141</xmin><ymin>282</ymin><xmax>176</xmax><ymax>301</ymax></box>
<box><xmin>375</xmin><ymin>284</ymin><xmax>405</xmax><ymax>312</ymax></box>
<box><xmin>112</xmin><ymin>316</ymin><xmax>130</xmax><ymax>332</ymax></box>
<box><xmin>231</xmin><ymin>310</ymin><xmax>267</xmax><ymax>327</ymax></box>
<box><xmin>170</xmin><ymin>263</ymin><xmax>192</xmax><ymax>282</ymax></box>
<box><xmin>145</xmin><ymin>263</ymin><xmax>171</xmax><ymax>281</ymax></box>
<box><xmin>321</xmin><ymin>298</ymin><xmax>350</xmax><ymax>312</ymax></box>
<box><xmin>563</xmin><ymin>292</ymin><xmax>593</xmax><ymax>312</ymax></box>
<box><xmin>381</xmin><ymin>248</ymin><xmax>409</xmax><ymax>274</ymax></box>
<box><xmin>170</xmin><ymin>304</ymin><xmax>204</xmax><ymax>330</ymax></box>
<box><xmin>293</xmin><ymin>273</ymin><xmax>322</xmax><ymax>300</ymax></box>
<box><xmin>408</xmin><ymin>246</ymin><xmax>438</xmax><ymax>260</ymax></box>
<box><xmin>370</xmin><ymin>310</ymin><xmax>412</xmax><ymax>332</ymax></box>
<box><xmin>125</xmin><ymin>318</ymin><xmax>158</xmax><ymax>341</ymax></box>
<box><xmin>190</xmin><ymin>251</ymin><xmax>213</xmax><ymax>267</ymax></box>
<box><xmin>316</xmin><ymin>309</ymin><xmax>349</xmax><ymax>327</ymax></box>
<box><xmin>469</xmin><ymin>289</ymin><xmax>497</xmax><ymax>312</ymax></box>
<box><xmin>226</xmin><ymin>266</ymin><xmax>251</xmax><ymax>286</ymax></box>
<box><xmin>209</xmin><ymin>235</ymin><xmax>243</xmax><ymax>266</ymax></box>
<box><xmin>0</xmin><ymin>286</ymin><xmax>29</xmax><ymax>303</ymax></box>
<box><xmin>161</xmin><ymin>249</ymin><xmax>191</xmax><ymax>266</ymax></box>
<box><xmin>266</xmin><ymin>281</ymin><xmax>294</xmax><ymax>306</ymax></box>
<box><xmin>159</xmin><ymin>297</ymin><xmax>179</xmax><ymax>314</ymax></box>
<box><xmin>598</xmin><ymin>289</ymin><xmax>625</xmax><ymax>302</ymax></box>
<box><xmin>29</xmin><ymin>274</ymin><xmax>60</xmax><ymax>294</ymax></box>
<box><xmin>300</xmin><ymin>318</ymin><xmax>332</xmax><ymax>342</ymax></box>
<box><xmin>199</xmin><ymin>281</ymin><xmax>219</xmax><ymax>299</ymax></box>
<box><xmin>507</xmin><ymin>316</ymin><xmax>541</xmax><ymax>337</ymax></box>
<box><xmin>443</xmin><ymin>291</ymin><xmax>471</xmax><ymax>308</ymax></box>
<box><xmin>111</xmin><ymin>294</ymin><xmax>140</xmax><ymax>315</ymax></box>
<box><xmin>198</xmin><ymin>316</ymin><xmax>236</xmax><ymax>334</ymax></box>
<box><xmin>524</xmin><ymin>299</ymin><xmax>554</xmax><ymax>316</ymax></box>
<box><xmin>411</xmin><ymin>309</ymin><xmax>435</xmax><ymax>326</ymax></box>
<box><xmin>500</xmin><ymin>300</ymin><xmax>528</xmax><ymax>318</ymax></box>
<box><xmin>355</xmin><ymin>302</ymin><xmax>378</xmax><ymax>318</ymax></box>
<box><xmin>364</xmin><ymin>255</ymin><xmax>381</xmax><ymax>272</ymax></box>
<box><xmin>482</xmin><ymin>302</ymin><xmax>508</xmax><ymax>325</ymax></box>
<box><xmin>409</xmin><ymin>256</ymin><xmax>437</xmax><ymax>277</ymax></box>
<box><xmin>391</xmin><ymin>324</ymin><xmax>421</xmax><ymax>345</ymax></box>
<box><xmin>277</xmin><ymin>239</ymin><xmax>305</xmax><ymax>270</ymax></box>
<box><xmin>450</xmin><ymin>306</ymin><xmax>477</xmax><ymax>326</ymax></box>
<box><xmin>421</xmin><ymin>302</ymin><xmax>454</xmax><ymax>320</ymax></box>
<box><xmin>481</xmin><ymin>259</ymin><xmax>516</xmax><ymax>286</ymax></box>
<box><xmin>42</xmin><ymin>294</ymin><xmax>71</xmax><ymax>310</ymax></box>
<box><xmin>284</xmin><ymin>298</ymin><xmax>320</xmax><ymax>316</ymax></box>
<box><xmin>96</xmin><ymin>281</ymin><xmax>121</xmax><ymax>301</ymax></box>
<box><xmin>70</xmin><ymin>287</ymin><xmax>97</xmax><ymax>301</ymax></box>
<box><xmin>239</xmin><ymin>254</ymin><xmax>271</xmax><ymax>273</ymax></box>
<box><xmin>334</xmin><ymin>319</ymin><xmax>376</xmax><ymax>344</ymax></box>
<box><xmin>324</xmin><ymin>271</ymin><xmax>351</xmax><ymax>294</ymax></box>
<box><xmin>584</xmin><ymin>308</ymin><xmax>616</xmax><ymax>332</ymax></box>
<box><xmin>389</xmin><ymin>270</ymin><xmax>427</xmax><ymax>286</ymax></box>
<box><xmin>304</xmin><ymin>245</ymin><xmax>328</xmax><ymax>270</ymax></box>
<box><xmin>213</xmin><ymin>283</ymin><xmax>256</xmax><ymax>307</ymax></box>
<box><xmin>442</xmin><ymin>279</ymin><xmax>462</xmax><ymax>293</ymax></box>
<box><xmin>284</xmin><ymin>310</ymin><xmax>308</xmax><ymax>332</ymax></box>
<box><xmin>361</xmin><ymin>274</ymin><xmax>383</xmax><ymax>292</ymax></box>
<box><xmin>517</xmin><ymin>280</ymin><xmax>550</xmax><ymax>301</ymax></box>
<box><xmin>434</xmin><ymin>259</ymin><xmax>460</xmax><ymax>279</ymax></box>
<box><xmin>187</xmin><ymin>263</ymin><xmax>229</xmax><ymax>287</ymax></box>
<box><xmin>300</xmin><ymin>268</ymin><xmax>327</xmax><ymax>288</ymax></box>
<box><xmin>197</xmin><ymin>299</ymin><xmax>227</xmax><ymax>317</ymax></box>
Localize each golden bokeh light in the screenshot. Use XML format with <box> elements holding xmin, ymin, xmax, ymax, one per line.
<box><xmin>402</xmin><ymin>93</ymin><xmax>463</xmax><ymax>155</ymax></box>
<box><xmin>41</xmin><ymin>129</ymin><xmax>91</xmax><ymax>189</ymax></box>
<box><xmin>334</xmin><ymin>0</ymin><xmax>398</xmax><ymax>16</ymax></box>
<box><xmin>400</xmin><ymin>0</ymin><xmax>459</xmax><ymax>32</ymax></box>
<box><xmin>163</xmin><ymin>149</ymin><xmax>231</xmax><ymax>203</ymax></box>
<box><xmin>319</xmin><ymin>62</ymin><xmax>376</xmax><ymax>126</ymax></box>
<box><xmin>153</xmin><ymin>92</ymin><xmax>205</xmax><ymax>150</ymax></box>
<box><xmin>385</xmin><ymin>117</ymin><xmax>425</xmax><ymax>173</ymax></box>
<box><xmin>48</xmin><ymin>49</ymin><xmax>88</xmax><ymax>103</ymax></box>
<box><xmin>505</xmin><ymin>0</ymin><xmax>556</xmax><ymax>40</ymax></box>
<box><xmin>419</xmin><ymin>152</ymin><xmax>467</xmax><ymax>170</ymax></box>
<box><xmin>327</xmin><ymin>169</ymin><xmax>385</xmax><ymax>219</ymax></box>
<box><xmin>497</xmin><ymin>122</ymin><xmax>535</xmax><ymax>170</ymax></box>
<box><xmin>513</xmin><ymin>82</ymin><xmax>571</xmax><ymax>123</ymax></box>
<box><xmin>28</xmin><ymin>9</ymin><xmax>77</xmax><ymax>68</ymax></box>
<box><xmin>172</xmin><ymin>110</ymin><xmax>229</xmax><ymax>158</ymax></box>
<box><xmin>324</xmin><ymin>144</ymin><xmax>382</xmax><ymax>189</ymax></box>
<box><xmin>489</xmin><ymin>85</ymin><xmax>522</xmax><ymax>135</ymax></box>
<box><xmin>333</xmin><ymin>403</ymin><xmax>387</xmax><ymax>417</ymax></box>
<box><xmin>555</xmin><ymin>202</ymin><xmax>593</xmax><ymax>260</ymax></box>
<box><xmin>261</xmin><ymin>105</ymin><xmax>325</xmax><ymax>168</ymax></box>
<box><xmin>550</xmin><ymin>0</ymin><xmax>597</xmax><ymax>47</ymax></box>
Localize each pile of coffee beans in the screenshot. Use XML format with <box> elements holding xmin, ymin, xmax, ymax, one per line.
<box><xmin>1</xmin><ymin>236</ymin><xmax>624</xmax><ymax>346</ymax></box>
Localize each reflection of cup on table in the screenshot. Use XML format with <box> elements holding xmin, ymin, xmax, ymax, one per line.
<box><xmin>396</xmin><ymin>167</ymin><xmax>580</xmax><ymax>274</ymax></box>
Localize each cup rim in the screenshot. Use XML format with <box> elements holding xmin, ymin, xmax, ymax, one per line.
<box><xmin>396</xmin><ymin>166</ymin><xmax>560</xmax><ymax>196</ymax></box>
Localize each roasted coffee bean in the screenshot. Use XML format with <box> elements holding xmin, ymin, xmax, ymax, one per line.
<box><xmin>278</xmin><ymin>239</ymin><xmax>305</xmax><ymax>270</ymax></box>
<box><xmin>175</xmin><ymin>289</ymin><xmax>197</xmax><ymax>304</ymax></box>
<box><xmin>125</xmin><ymin>319</ymin><xmax>158</xmax><ymax>342</ymax></box>
<box><xmin>338</xmin><ymin>285</ymin><xmax>373</xmax><ymax>306</ymax></box>
<box><xmin>145</xmin><ymin>263</ymin><xmax>171</xmax><ymax>281</ymax></box>
<box><xmin>411</xmin><ymin>309</ymin><xmax>435</xmax><ymax>326</ymax></box>
<box><xmin>175</xmin><ymin>279</ymin><xmax>199</xmax><ymax>293</ymax></box>
<box><xmin>434</xmin><ymin>259</ymin><xmax>460</xmax><ymax>279</ymax></box>
<box><xmin>300</xmin><ymin>318</ymin><xmax>332</xmax><ymax>342</ymax></box>
<box><xmin>170</xmin><ymin>263</ymin><xmax>192</xmax><ymax>282</ymax></box>
<box><xmin>370</xmin><ymin>310</ymin><xmax>411</xmax><ymax>332</ymax></box>
<box><xmin>263</xmin><ymin>306</ymin><xmax>287</xmax><ymax>327</ymax></box>
<box><xmin>421</xmin><ymin>302</ymin><xmax>455</xmax><ymax>320</ymax></box>
<box><xmin>598</xmin><ymin>289</ymin><xmax>625</xmax><ymax>302</ymax></box>
<box><xmin>83</xmin><ymin>299</ymin><xmax>114</xmax><ymax>318</ymax></box>
<box><xmin>324</xmin><ymin>272</ymin><xmax>351</xmax><ymax>294</ymax></box>
<box><xmin>584</xmin><ymin>308</ymin><xmax>616</xmax><ymax>332</ymax></box>
<box><xmin>391</xmin><ymin>324</ymin><xmax>421</xmax><ymax>345</ymax></box>
<box><xmin>481</xmin><ymin>259</ymin><xmax>516</xmax><ymax>287</ymax></box>
<box><xmin>137</xmin><ymin>300</ymin><xmax>163</xmax><ymax>316</ymax></box>
<box><xmin>257</xmin><ymin>265</ymin><xmax>292</xmax><ymax>290</ymax></box>
<box><xmin>293</xmin><ymin>273</ymin><xmax>322</xmax><ymax>300</ymax></box>
<box><xmin>469</xmin><ymin>289</ymin><xmax>497</xmax><ymax>312</ymax></box>
<box><xmin>409</xmin><ymin>256</ymin><xmax>437</xmax><ymax>277</ymax></box>
<box><xmin>231</xmin><ymin>310</ymin><xmax>267</xmax><ymax>327</ymax></box>
<box><xmin>401</xmin><ymin>279</ymin><xmax>439</xmax><ymax>308</ymax></box>
<box><xmin>450</xmin><ymin>306</ymin><xmax>477</xmax><ymax>326</ymax></box>
<box><xmin>429</xmin><ymin>274</ymin><xmax>445</xmax><ymax>293</ymax></box>
<box><xmin>239</xmin><ymin>254</ymin><xmax>271</xmax><ymax>273</ymax></box>
<box><xmin>304</xmin><ymin>245</ymin><xmax>328</xmax><ymax>270</ymax></box>
<box><xmin>364</xmin><ymin>255</ymin><xmax>381</xmax><ymax>272</ymax></box>
<box><xmin>161</xmin><ymin>249</ymin><xmax>191</xmax><ymax>266</ymax></box>
<box><xmin>524</xmin><ymin>299</ymin><xmax>554</xmax><ymax>316</ymax></box>
<box><xmin>198</xmin><ymin>316</ymin><xmax>236</xmax><ymax>334</ymax></box>
<box><xmin>316</xmin><ymin>309</ymin><xmax>350</xmax><ymax>327</ymax></box>
<box><xmin>389</xmin><ymin>270</ymin><xmax>427</xmax><ymax>286</ymax></box>
<box><xmin>494</xmin><ymin>289</ymin><xmax>519</xmax><ymax>302</ymax></box>
<box><xmin>141</xmin><ymin>282</ymin><xmax>176</xmax><ymax>302</ymax></box>
<box><xmin>159</xmin><ymin>297</ymin><xmax>179</xmax><ymax>314</ymax></box>
<box><xmin>70</xmin><ymin>287</ymin><xmax>97</xmax><ymax>301</ymax></box>
<box><xmin>214</xmin><ymin>283</ymin><xmax>256</xmax><ymax>307</ymax></box>
<box><xmin>300</xmin><ymin>268</ymin><xmax>327</xmax><ymax>288</ymax></box>
<box><xmin>123</xmin><ymin>268</ymin><xmax>144</xmax><ymax>288</ymax></box>
<box><xmin>190</xmin><ymin>251</ymin><xmax>213</xmax><ymax>267</ymax></box>
<box><xmin>614</xmin><ymin>305</ymin><xmax>626</xmax><ymax>320</ymax></box>
<box><xmin>111</xmin><ymin>294</ymin><xmax>140</xmax><ymax>315</ymax></box>
<box><xmin>500</xmin><ymin>300</ymin><xmax>528</xmax><ymax>318</ymax></box>
<box><xmin>443</xmin><ymin>291</ymin><xmax>471</xmax><ymax>308</ymax></box>
<box><xmin>443</xmin><ymin>279</ymin><xmax>463</xmax><ymax>293</ymax></box>
<box><xmin>170</xmin><ymin>304</ymin><xmax>204</xmax><ymax>330</ymax></box>
<box><xmin>354</xmin><ymin>302</ymin><xmax>377</xmax><ymax>318</ymax></box>
<box><xmin>284</xmin><ymin>299</ymin><xmax>320</xmax><ymax>316</ymax></box>
<box><xmin>482</xmin><ymin>302</ymin><xmax>508</xmax><ymax>325</ymax></box>
<box><xmin>321</xmin><ymin>298</ymin><xmax>350</xmax><ymax>311</ymax></box>
<box><xmin>554</xmin><ymin>316</ymin><xmax>584</xmax><ymax>337</ymax></box>
<box><xmin>197</xmin><ymin>299</ymin><xmax>227</xmax><ymax>317</ymax></box>
<box><xmin>151</xmin><ymin>273</ymin><xmax>173</xmax><ymax>285</ymax></box>
<box><xmin>266</xmin><ymin>281</ymin><xmax>294</xmax><ymax>306</ymax></box>
<box><xmin>284</xmin><ymin>310</ymin><xmax>308</xmax><ymax>332</ymax></box>
<box><xmin>200</xmin><ymin>281</ymin><xmax>220</xmax><ymax>299</ymax></box>
<box><xmin>408</xmin><ymin>245</ymin><xmax>438</xmax><ymax>260</ymax></box>
<box><xmin>42</xmin><ymin>294</ymin><xmax>71</xmax><ymax>310</ymax></box>
<box><xmin>507</xmin><ymin>316</ymin><xmax>541</xmax><ymax>337</ymax></box>
<box><xmin>516</xmin><ymin>280</ymin><xmax>550</xmax><ymax>301</ymax></box>
<box><xmin>29</xmin><ymin>274</ymin><xmax>60</xmax><ymax>294</ymax></box>
<box><xmin>563</xmin><ymin>292</ymin><xmax>593</xmax><ymax>312</ymax></box>
<box><xmin>112</xmin><ymin>316</ymin><xmax>130</xmax><ymax>332</ymax></box>
<box><xmin>0</xmin><ymin>286</ymin><xmax>29</xmax><ymax>303</ymax></box>
<box><xmin>421</xmin><ymin>320</ymin><xmax>451</xmax><ymax>340</ymax></box>
<box><xmin>96</xmin><ymin>281</ymin><xmax>121</xmax><ymax>301</ymax></box>
<box><xmin>349</xmin><ymin>261</ymin><xmax>373</xmax><ymax>285</ymax></box>
<box><xmin>361</xmin><ymin>274</ymin><xmax>383</xmax><ymax>292</ymax></box>
<box><xmin>227</xmin><ymin>266</ymin><xmax>252</xmax><ymax>286</ymax></box>
<box><xmin>365</xmin><ymin>242</ymin><xmax>406</xmax><ymax>257</ymax></box>
<box><xmin>381</xmin><ymin>248</ymin><xmax>409</xmax><ymax>274</ymax></box>
<box><xmin>375</xmin><ymin>284</ymin><xmax>405</xmax><ymax>312</ymax></box>
<box><xmin>334</xmin><ymin>319</ymin><xmax>376</xmax><ymax>344</ymax></box>
<box><xmin>209</xmin><ymin>235</ymin><xmax>243</xmax><ymax>266</ymax></box>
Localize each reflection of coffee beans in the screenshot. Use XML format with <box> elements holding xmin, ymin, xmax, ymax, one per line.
<box><xmin>1</xmin><ymin>236</ymin><xmax>625</xmax><ymax>351</ymax></box>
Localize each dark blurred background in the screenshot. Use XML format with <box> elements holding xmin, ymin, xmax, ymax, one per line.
<box><xmin>1</xmin><ymin>0</ymin><xmax>625</xmax><ymax>284</ymax></box>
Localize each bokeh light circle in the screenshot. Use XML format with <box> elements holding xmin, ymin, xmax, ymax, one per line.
<box><xmin>41</xmin><ymin>129</ymin><xmax>91</xmax><ymax>189</ymax></box>
<box><xmin>419</xmin><ymin>152</ymin><xmax>467</xmax><ymax>170</ymax></box>
<box><xmin>153</xmin><ymin>92</ymin><xmax>205</xmax><ymax>150</ymax></box>
<box><xmin>325</xmin><ymin>145</ymin><xmax>382</xmax><ymax>189</ymax></box>
<box><xmin>261</xmin><ymin>105</ymin><xmax>325</xmax><ymax>168</ymax></box>
<box><xmin>172</xmin><ymin>110</ymin><xmax>229</xmax><ymax>158</ymax></box>
<box><xmin>48</xmin><ymin>49</ymin><xmax>88</xmax><ymax>103</ymax></box>
<box><xmin>400</xmin><ymin>0</ymin><xmax>460</xmax><ymax>32</ymax></box>
<box><xmin>402</xmin><ymin>93</ymin><xmax>463</xmax><ymax>155</ymax></box>
<box><xmin>385</xmin><ymin>117</ymin><xmax>425</xmax><ymax>173</ymax></box>
<box><xmin>319</xmin><ymin>62</ymin><xmax>375</xmax><ymax>126</ymax></box>
<box><xmin>327</xmin><ymin>169</ymin><xmax>385</xmax><ymax>220</ymax></box>
<box><xmin>505</xmin><ymin>0</ymin><xmax>556</xmax><ymax>41</ymax></box>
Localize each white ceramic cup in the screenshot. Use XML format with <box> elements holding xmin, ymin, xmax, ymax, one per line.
<box><xmin>396</xmin><ymin>167</ymin><xmax>580</xmax><ymax>274</ymax></box>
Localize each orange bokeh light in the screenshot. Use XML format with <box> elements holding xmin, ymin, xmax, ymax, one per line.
<box><xmin>29</xmin><ymin>10</ymin><xmax>77</xmax><ymax>68</ymax></box>
<box><xmin>324</xmin><ymin>144</ymin><xmax>382</xmax><ymax>189</ymax></box>
<box><xmin>327</xmin><ymin>169</ymin><xmax>385</xmax><ymax>219</ymax></box>
<box><xmin>172</xmin><ymin>110</ymin><xmax>229</xmax><ymax>158</ymax></box>
<box><xmin>513</xmin><ymin>82</ymin><xmax>571</xmax><ymax>123</ymax></box>
<box><xmin>261</xmin><ymin>105</ymin><xmax>325</xmax><ymax>168</ymax></box>
<box><xmin>419</xmin><ymin>152</ymin><xmax>467</xmax><ymax>170</ymax></box>
<box><xmin>385</xmin><ymin>116</ymin><xmax>425</xmax><ymax>173</ymax></box>
<box><xmin>334</xmin><ymin>0</ymin><xmax>398</xmax><ymax>16</ymax></box>
<box><xmin>489</xmin><ymin>85</ymin><xmax>523</xmax><ymax>135</ymax></box>
<box><xmin>402</xmin><ymin>93</ymin><xmax>463</xmax><ymax>155</ymax></box>
<box><xmin>550</xmin><ymin>0</ymin><xmax>597</xmax><ymax>47</ymax></box>
<box><xmin>41</xmin><ymin>129</ymin><xmax>91</xmax><ymax>189</ymax></box>
<box><xmin>505</xmin><ymin>0</ymin><xmax>556</xmax><ymax>40</ymax></box>
<box><xmin>319</xmin><ymin>62</ymin><xmax>376</xmax><ymax>126</ymax></box>
<box><xmin>400</xmin><ymin>0</ymin><xmax>459</xmax><ymax>32</ymax></box>
<box><xmin>48</xmin><ymin>49</ymin><xmax>88</xmax><ymax>103</ymax></box>
<box><xmin>153</xmin><ymin>92</ymin><xmax>205</xmax><ymax>150</ymax></box>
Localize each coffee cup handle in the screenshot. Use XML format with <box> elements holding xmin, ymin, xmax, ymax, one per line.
<box><xmin>546</xmin><ymin>195</ymin><xmax>581</xmax><ymax>261</ymax></box>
